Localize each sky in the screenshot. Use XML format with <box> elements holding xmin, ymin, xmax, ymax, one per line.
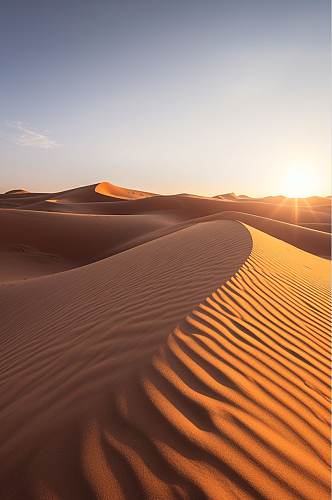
<box><xmin>1</xmin><ymin>0</ymin><xmax>330</xmax><ymax>196</ymax></box>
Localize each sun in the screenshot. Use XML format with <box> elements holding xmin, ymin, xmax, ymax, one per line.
<box><xmin>283</xmin><ymin>168</ymin><xmax>317</xmax><ymax>198</ymax></box>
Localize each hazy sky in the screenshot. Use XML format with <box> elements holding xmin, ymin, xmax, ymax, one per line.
<box><xmin>1</xmin><ymin>0</ymin><xmax>330</xmax><ymax>196</ymax></box>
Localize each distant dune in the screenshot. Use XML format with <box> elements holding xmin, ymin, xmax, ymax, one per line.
<box><xmin>95</xmin><ymin>181</ymin><xmax>156</xmax><ymax>199</ymax></box>
<box><xmin>0</xmin><ymin>182</ymin><xmax>330</xmax><ymax>499</ymax></box>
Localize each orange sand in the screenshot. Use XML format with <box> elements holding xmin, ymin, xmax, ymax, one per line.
<box><xmin>0</xmin><ymin>182</ymin><xmax>330</xmax><ymax>499</ymax></box>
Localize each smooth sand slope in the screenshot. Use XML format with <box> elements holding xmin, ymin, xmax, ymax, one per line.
<box><xmin>0</xmin><ymin>208</ymin><xmax>177</xmax><ymax>281</ymax></box>
<box><xmin>0</xmin><ymin>182</ymin><xmax>330</xmax><ymax>499</ymax></box>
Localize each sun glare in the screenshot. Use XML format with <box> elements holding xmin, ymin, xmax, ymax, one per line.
<box><xmin>283</xmin><ymin>168</ymin><xmax>317</xmax><ymax>198</ymax></box>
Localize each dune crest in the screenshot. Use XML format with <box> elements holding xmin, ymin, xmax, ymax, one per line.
<box><xmin>95</xmin><ymin>181</ymin><xmax>155</xmax><ymax>199</ymax></box>
<box><xmin>71</xmin><ymin>226</ymin><xmax>329</xmax><ymax>500</ymax></box>
<box><xmin>218</xmin><ymin>211</ymin><xmax>331</xmax><ymax>257</ymax></box>
<box><xmin>0</xmin><ymin>222</ymin><xmax>330</xmax><ymax>499</ymax></box>
<box><xmin>0</xmin><ymin>182</ymin><xmax>330</xmax><ymax>499</ymax></box>
<box><xmin>0</xmin><ymin>220</ymin><xmax>253</xmax><ymax>498</ymax></box>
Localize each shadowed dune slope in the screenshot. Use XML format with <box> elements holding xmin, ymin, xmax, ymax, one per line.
<box><xmin>0</xmin><ymin>209</ymin><xmax>178</xmax><ymax>281</ymax></box>
<box><xmin>0</xmin><ymin>221</ymin><xmax>330</xmax><ymax>499</ymax></box>
<box><xmin>0</xmin><ymin>246</ymin><xmax>75</xmax><ymax>282</ymax></box>
<box><xmin>49</xmin><ymin>184</ymin><xmax>113</xmax><ymax>203</ymax></box>
<box><xmin>298</xmin><ymin>222</ymin><xmax>331</xmax><ymax>233</ymax></box>
<box><xmin>0</xmin><ymin>192</ymin><xmax>52</xmax><ymax>208</ymax></box>
<box><xmin>0</xmin><ymin>184</ymin><xmax>111</xmax><ymax>209</ymax></box>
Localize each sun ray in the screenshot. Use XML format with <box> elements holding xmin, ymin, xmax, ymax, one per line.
<box><xmin>283</xmin><ymin>168</ymin><xmax>318</xmax><ymax>199</ymax></box>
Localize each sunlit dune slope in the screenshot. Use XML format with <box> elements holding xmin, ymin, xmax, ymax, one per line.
<box><xmin>95</xmin><ymin>181</ymin><xmax>155</xmax><ymax>199</ymax></box>
<box><xmin>97</xmin><ymin>228</ymin><xmax>330</xmax><ymax>499</ymax></box>
<box><xmin>217</xmin><ymin>211</ymin><xmax>331</xmax><ymax>257</ymax></box>
<box><xmin>0</xmin><ymin>219</ymin><xmax>330</xmax><ymax>499</ymax></box>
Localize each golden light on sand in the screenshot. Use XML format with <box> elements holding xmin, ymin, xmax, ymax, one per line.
<box><xmin>0</xmin><ymin>181</ymin><xmax>331</xmax><ymax>499</ymax></box>
<box><xmin>283</xmin><ymin>168</ymin><xmax>317</xmax><ymax>198</ymax></box>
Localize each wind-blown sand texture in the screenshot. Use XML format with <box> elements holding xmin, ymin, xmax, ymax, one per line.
<box><xmin>0</xmin><ymin>182</ymin><xmax>330</xmax><ymax>499</ymax></box>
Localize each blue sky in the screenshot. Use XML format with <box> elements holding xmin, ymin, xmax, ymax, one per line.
<box><xmin>1</xmin><ymin>0</ymin><xmax>330</xmax><ymax>195</ymax></box>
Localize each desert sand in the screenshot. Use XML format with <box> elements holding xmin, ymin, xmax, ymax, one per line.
<box><xmin>0</xmin><ymin>182</ymin><xmax>330</xmax><ymax>499</ymax></box>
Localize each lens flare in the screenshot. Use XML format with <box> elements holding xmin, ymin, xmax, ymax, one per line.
<box><xmin>283</xmin><ymin>168</ymin><xmax>317</xmax><ymax>198</ymax></box>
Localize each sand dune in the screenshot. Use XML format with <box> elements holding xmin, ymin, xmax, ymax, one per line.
<box><xmin>0</xmin><ymin>182</ymin><xmax>149</xmax><ymax>210</ymax></box>
<box><xmin>2</xmin><ymin>186</ymin><xmax>330</xmax><ymax>231</ymax></box>
<box><xmin>0</xmin><ymin>208</ymin><xmax>176</xmax><ymax>280</ymax></box>
<box><xmin>4</xmin><ymin>189</ymin><xmax>30</xmax><ymax>195</ymax></box>
<box><xmin>0</xmin><ymin>220</ymin><xmax>252</xmax><ymax>494</ymax></box>
<box><xmin>98</xmin><ymin>228</ymin><xmax>330</xmax><ymax>499</ymax></box>
<box><xmin>95</xmin><ymin>181</ymin><xmax>155</xmax><ymax>199</ymax></box>
<box><xmin>0</xmin><ymin>245</ymin><xmax>75</xmax><ymax>282</ymax></box>
<box><xmin>0</xmin><ymin>182</ymin><xmax>330</xmax><ymax>499</ymax></box>
<box><xmin>218</xmin><ymin>211</ymin><xmax>331</xmax><ymax>257</ymax></box>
